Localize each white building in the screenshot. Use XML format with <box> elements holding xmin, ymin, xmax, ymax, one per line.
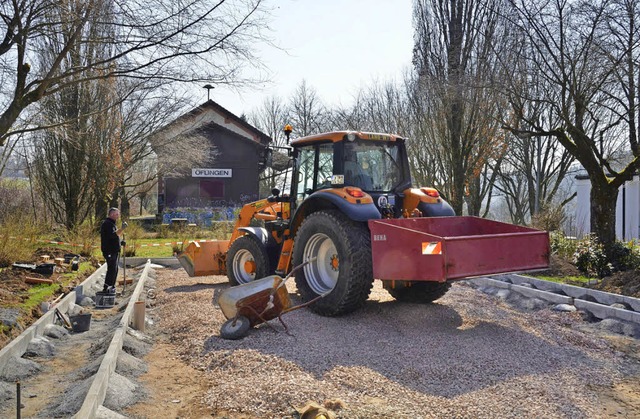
<box><xmin>575</xmin><ymin>174</ymin><xmax>640</xmax><ymax>241</ymax></box>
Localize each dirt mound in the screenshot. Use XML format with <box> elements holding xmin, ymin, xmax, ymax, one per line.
<box><xmin>591</xmin><ymin>270</ymin><xmax>640</xmax><ymax>298</ymax></box>
<box><xmin>537</xmin><ymin>254</ymin><xmax>582</xmax><ymax>277</ymax></box>
<box><xmin>0</xmin><ymin>269</ymin><xmax>31</xmax><ymax>304</ymax></box>
<box><xmin>34</xmin><ymin>247</ymin><xmax>79</xmax><ymax>260</ymax></box>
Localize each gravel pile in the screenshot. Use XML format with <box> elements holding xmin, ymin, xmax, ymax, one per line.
<box><xmin>154</xmin><ymin>269</ymin><xmax>639</xmax><ymax>418</ymax></box>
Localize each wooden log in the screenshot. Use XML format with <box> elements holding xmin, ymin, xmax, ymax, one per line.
<box><xmin>117</xmin><ymin>278</ymin><xmax>133</xmax><ymax>285</ymax></box>
<box><xmin>132</xmin><ymin>301</ymin><xmax>145</xmax><ymax>332</ymax></box>
<box><xmin>39</xmin><ymin>255</ymin><xmax>50</xmax><ymax>262</ymax></box>
<box><xmin>54</xmin><ymin>258</ymin><xmax>65</xmax><ymax>266</ymax></box>
<box><xmin>25</xmin><ymin>277</ymin><xmax>53</xmax><ymax>285</ymax></box>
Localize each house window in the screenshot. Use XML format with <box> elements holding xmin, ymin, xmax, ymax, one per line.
<box><xmin>200</xmin><ymin>180</ymin><xmax>224</xmax><ymax>198</ymax></box>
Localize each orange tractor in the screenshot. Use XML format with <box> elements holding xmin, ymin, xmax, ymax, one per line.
<box><xmin>179</xmin><ymin>129</ymin><xmax>549</xmax><ymax>316</ymax></box>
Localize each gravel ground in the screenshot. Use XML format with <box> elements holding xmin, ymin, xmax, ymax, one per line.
<box><xmin>153</xmin><ymin>268</ymin><xmax>640</xmax><ymax>418</ymax></box>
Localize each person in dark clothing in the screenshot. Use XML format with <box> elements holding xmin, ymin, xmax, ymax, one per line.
<box><xmin>100</xmin><ymin>208</ymin><xmax>127</xmax><ymax>293</ymax></box>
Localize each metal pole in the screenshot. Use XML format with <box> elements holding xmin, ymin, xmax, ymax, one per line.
<box><xmin>535</xmin><ymin>136</ymin><xmax>542</xmax><ymax>215</ymax></box>
<box><xmin>16</xmin><ymin>381</ymin><xmax>20</xmax><ymax>419</ymax></box>
<box><xmin>122</xmin><ymin>232</ymin><xmax>127</xmax><ymax>294</ymax></box>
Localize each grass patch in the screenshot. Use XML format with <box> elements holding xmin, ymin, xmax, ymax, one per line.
<box><xmin>59</xmin><ymin>261</ymin><xmax>94</xmax><ymax>279</ymax></box>
<box><xmin>24</xmin><ymin>284</ymin><xmax>59</xmax><ymax>311</ymax></box>
<box><xmin>533</xmin><ymin>275</ymin><xmax>592</xmax><ymax>286</ymax></box>
<box><xmin>116</xmin><ymin>236</ymin><xmax>229</xmax><ymax>258</ymax></box>
<box><xmin>19</xmin><ymin>262</ymin><xmax>95</xmax><ymax>311</ymax></box>
<box><xmin>125</xmin><ymin>238</ymin><xmax>183</xmax><ymax>258</ymax></box>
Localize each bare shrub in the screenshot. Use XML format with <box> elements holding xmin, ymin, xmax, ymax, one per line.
<box><xmin>0</xmin><ymin>213</ymin><xmax>45</xmax><ymax>267</ymax></box>
<box><xmin>121</xmin><ymin>221</ymin><xmax>146</xmax><ymax>257</ymax></box>
<box><xmin>62</xmin><ymin>222</ymin><xmax>99</xmax><ymax>257</ymax></box>
<box><xmin>0</xmin><ymin>178</ymin><xmax>35</xmax><ymax>223</ymax></box>
<box><xmin>531</xmin><ymin>204</ymin><xmax>566</xmax><ymax>232</ymax></box>
<box><xmin>210</xmin><ymin>221</ymin><xmax>234</xmax><ymax>240</ymax></box>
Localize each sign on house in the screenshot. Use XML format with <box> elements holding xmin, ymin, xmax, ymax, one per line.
<box><xmin>192</xmin><ymin>168</ymin><xmax>233</xmax><ymax>178</ymax></box>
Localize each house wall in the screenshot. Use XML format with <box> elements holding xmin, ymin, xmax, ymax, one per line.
<box><xmin>575</xmin><ymin>175</ymin><xmax>640</xmax><ymax>240</ymax></box>
<box><xmin>159</xmin><ymin>124</ymin><xmax>263</xmax><ymax>209</ymax></box>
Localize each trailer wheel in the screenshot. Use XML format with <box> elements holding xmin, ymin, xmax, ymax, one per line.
<box><xmin>293</xmin><ymin>210</ymin><xmax>373</xmax><ymax>316</ymax></box>
<box><xmin>385</xmin><ymin>281</ymin><xmax>451</xmax><ymax>303</ymax></box>
<box><xmin>227</xmin><ymin>235</ymin><xmax>270</xmax><ymax>285</ymax></box>
<box><xmin>220</xmin><ymin>316</ymin><xmax>251</xmax><ymax>340</ymax></box>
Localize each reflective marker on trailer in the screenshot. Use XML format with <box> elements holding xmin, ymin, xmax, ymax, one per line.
<box><xmin>422</xmin><ymin>242</ymin><xmax>442</xmax><ymax>255</ymax></box>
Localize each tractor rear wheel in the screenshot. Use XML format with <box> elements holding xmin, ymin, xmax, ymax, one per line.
<box><xmin>226</xmin><ymin>235</ymin><xmax>270</xmax><ymax>285</ymax></box>
<box><xmin>385</xmin><ymin>281</ymin><xmax>451</xmax><ymax>303</ymax></box>
<box><xmin>293</xmin><ymin>210</ymin><xmax>373</xmax><ymax>316</ymax></box>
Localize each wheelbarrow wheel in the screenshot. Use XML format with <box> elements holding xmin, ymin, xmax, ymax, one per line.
<box><xmin>220</xmin><ymin>316</ymin><xmax>251</xmax><ymax>340</ymax></box>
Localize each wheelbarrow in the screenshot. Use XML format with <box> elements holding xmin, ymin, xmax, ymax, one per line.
<box><xmin>217</xmin><ymin>259</ymin><xmax>320</xmax><ymax>339</ymax></box>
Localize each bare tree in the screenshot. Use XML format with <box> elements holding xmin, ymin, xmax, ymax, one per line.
<box><xmin>30</xmin><ymin>15</ymin><xmax>209</xmax><ymax>229</ymax></box>
<box><xmin>107</xmin><ymin>85</ymin><xmax>210</xmax><ymax>218</ymax></box>
<box><xmin>0</xmin><ymin>135</ymin><xmax>21</xmax><ymax>176</ymax></box>
<box><xmin>250</xmin><ymin>96</ymin><xmax>288</xmax><ymax>147</ymax></box>
<box><xmin>249</xmin><ymin>95</ymin><xmax>289</xmax><ymax>194</ymax></box>
<box><xmin>0</xmin><ymin>0</ymin><xmax>271</xmax><ymax>147</ymax></box>
<box><xmin>288</xmin><ymin>80</ymin><xmax>327</xmax><ymax>136</ymax></box>
<box><xmin>412</xmin><ymin>0</ymin><xmax>510</xmax><ymax>215</ymax></box>
<box><xmin>502</xmin><ymin>0</ymin><xmax>640</xmax><ymax>247</ymax></box>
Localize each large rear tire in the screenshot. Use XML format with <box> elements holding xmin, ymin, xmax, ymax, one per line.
<box><xmin>385</xmin><ymin>281</ymin><xmax>451</xmax><ymax>303</ymax></box>
<box><xmin>293</xmin><ymin>210</ymin><xmax>373</xmax><ymax>316</ymax></box>
<box><xmin>226</xmin><ymin>235</ymin><xmax>270</xmax><ymax>285</ymax></box>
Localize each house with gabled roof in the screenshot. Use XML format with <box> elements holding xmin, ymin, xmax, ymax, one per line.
<box><xmin>153</xmin><ymin>100</ymin><xmax>272</xmax><ymax>212</ymax></box>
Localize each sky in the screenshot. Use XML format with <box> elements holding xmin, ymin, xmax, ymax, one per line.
<box><xmin>197</xmin><ymin>0</ymin><xmax>415</xmax><ymax>116</ymax></box>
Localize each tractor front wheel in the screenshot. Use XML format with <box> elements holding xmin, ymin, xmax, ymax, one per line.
<box><xmin>293</xmin><ymin>210</ymin><xmax>373</xmax><ymax>316</ymax></box>
<box><xmin>384</xmin><ymin>281</ymin><xmax>451</xmax><ymax>303</ymax></box>
<box><xmin>226</xmin><ymin>235</ymin><xmax>270</xmax><ymax>285</ymax></box>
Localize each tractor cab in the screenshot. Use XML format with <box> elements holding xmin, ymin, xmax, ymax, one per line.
<box><xmin>289</xmin><ymin>131</ymin><xmax>453</xmax><ymax>219</ymax></box>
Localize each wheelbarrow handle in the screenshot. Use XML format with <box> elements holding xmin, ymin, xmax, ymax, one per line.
<box><xmin>280</xmin><ymin>293</ymin><xmax>326</xmax><ymax>315</ymax></box>
<box><xmin>279</xmin><ymin>257</ymin><xmax>317</xmax><ymax>287</ymax></box>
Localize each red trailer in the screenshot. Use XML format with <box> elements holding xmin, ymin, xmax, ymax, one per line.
<box><xmin>369</xmin><ymin>216</ymin><xmax>550</xmax><ymax>282</ymax></box>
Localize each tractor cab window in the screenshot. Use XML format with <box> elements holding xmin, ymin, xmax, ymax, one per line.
<box><xmin>295</xmin><ymin>143</ymin><xmax>334</xmax><ymax>204</ymax></box>
<box><xmin>317</xmin><ymin>144</ymin><xmax>334</xmax><ymax>187</ymax></box>
<box><xmin>344</xmin><ymin>140</ymin><xmax>402</xmax><ymax>191</ymax></box>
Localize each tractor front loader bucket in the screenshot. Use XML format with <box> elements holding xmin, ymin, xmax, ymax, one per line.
<box><xmin>369</xmin><ymin>216</ymin><xmax>549</xmax><ymax>282</ymax></box>
<box><xmin>178</xmin><ymin>240</ymin><xmax>230</xmax><ymax>276</ymax></box>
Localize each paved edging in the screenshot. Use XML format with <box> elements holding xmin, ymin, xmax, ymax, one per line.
<box><xmin>471</xmin><ymin>277</ymin><xmax>574</xmax><ymax>305</ymax></box>
<box><xmin>72</xmin><ymin>260</ymin><xmax>152</xmax><ymax>419</ymax></box>
<box><xmin>0</xmin><ymin>263</ymin><xmax>108</xmax><ymax>373</ymax></box>
<box><xmin>574</xmin><ymin>299</ymin><xmax>640</xmax><ymax>323</ymax></box>
<box><xmin>495</xmin><ymin>273</ymin><xmax>640</xmax><ymax>311</ymax></box>
<box><xmin>471</xmin><ymin>275</ymin><xmax>640</xmax><ymax>325</ymax></box>
<box><xmin>123</xmin><ymin>257</ymin><xmax>181</xmax><ymax>268</ymax></box>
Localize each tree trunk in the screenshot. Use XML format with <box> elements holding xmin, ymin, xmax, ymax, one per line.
<box><xmin>590</xmin><ymin>182</ymin><xmax>618</xmax><ymax>248</ymax></box>
<box><xmin>95</xmin><ymin>199</ymin><xmax>108</xmax><ymax>221</ymax></box>
<box><xmin>466</xmin><ymin>175</ymin><xmax>481</xmax><ymax>216</ymax></box>
<box><xmin>121</xmin><ymin>195</ymin><xmax>130</xmax><ymax>218</ymax></box>
<box><xmin>448</xmin><ymin>97</ymin><xmax>465</xmax><ymax>215</ymax></box>
<box><xmin>110</xmin><ymin>188</ymin><xmax>120</xmax><ymax>209</ymax></box>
